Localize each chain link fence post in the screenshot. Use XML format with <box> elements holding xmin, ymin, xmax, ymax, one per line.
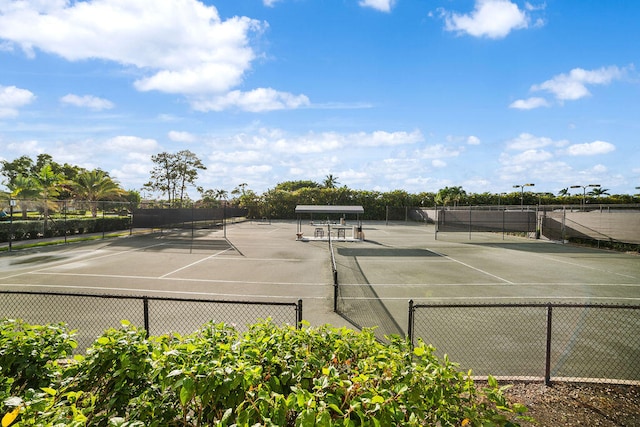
<box><xmin>545</xmin><ymin>303</ymin><xmax>553</xmax><ymax>385</ymax></box>
<box><xmin>407</xmin><ymin>299</ymin><xmax>414</xmax><ymax>348</ymax></box>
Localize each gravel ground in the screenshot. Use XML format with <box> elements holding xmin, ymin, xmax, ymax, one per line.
<box><xmin>500</xmin><ymin>382</ymin><xmax>640</xmax><ymax>426</ymax></box>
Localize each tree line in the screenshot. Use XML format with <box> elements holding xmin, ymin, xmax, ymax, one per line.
<box><xmin>2</xmin><ymin>153</ymin><xmax>638</xmax><ymax>221</ymax></box>
<box><xmin>0</xmin><ymin>154</ymin><xmax>136</xmax><ymax>222</ymax></box>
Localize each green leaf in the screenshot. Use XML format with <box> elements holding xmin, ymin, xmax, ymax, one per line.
<box><xmin>316</xmin><ymin>410</ymin><xmax>332</xmax><ymax>427</ymax></box>
<box><xmin>41</xmin><ymin>387</ymin><xmax>57</xmax><ymax>396</ymax></box>
<box><xmin>371</xmin><ymin>395</ymin><xmax>384</xmax><ymax>404</ymax></box>
<box><xmin>413</xmin><ymin>346</ymin><xmax>425</xmax><ymax>357</ymax></box>
<box><xmin>487</xmin><ymin>375</ymin><xmax>498</xmax><ymax>388</ymax></box>
<box><xmin>512</xmin><ymin>403</ymin><xmax>529</xmax><ymax>414</ymax></box>
<box><xmin>297</xmin><ymin>408</ymin><xmax>315</xmax><ymax>427</ymax></box>
<box><xmin>220</xmin><ymin>408</ymin><xmax>233</xmax><ymax>423</ymax></box>
<box><xmin>96</xmin><ymin>336</ymin><xmax>110</xmax><ymax>345</ymax></box>
<box><xmin>180</xmin><ymin>377</ymin><xmax>196</xmax><ymax>406</ymax></box>
<box><xmin>328</xmin><ymin>403</ymin><xmax>344</xmax><ymax>416</ymax></box>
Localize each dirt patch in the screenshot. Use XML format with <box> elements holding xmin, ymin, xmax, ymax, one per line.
<box><xmin>499</xmin><ymin>382</ymin><xmax>640</xmax><ymax>426</ymax></box>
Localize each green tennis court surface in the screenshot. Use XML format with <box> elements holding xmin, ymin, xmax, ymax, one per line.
<box><xmin>2</xmin><ymin>220</ymin><xmax>638</xmax><ymax>327</ymax></box>
<box><xmin>2</xmin><ymin>220</ymin><xmax>639</xmax><ymax>381</ymax></box>
<box><xmin>333</xmin><ymin>223</ymin><xmax>639</xmax><ymax>330</ymax></box>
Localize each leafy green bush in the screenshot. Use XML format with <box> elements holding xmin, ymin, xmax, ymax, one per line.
<box><xmin>0</xmin><ymin>217</ymin><xmax>131</xmax><ymax>243</ymax></box>
<box><xmin>0</xmin><ymin>319</ymin><xmax>76</xmax><ymax>395</ymax></box>
<box><xmin>1</xmin><ymin>319</ymin><xmax>529</xmax><ymax>426</ymax></box>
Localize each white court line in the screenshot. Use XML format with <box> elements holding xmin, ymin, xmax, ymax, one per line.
<box><xmin>528</xmin><ymin>253</ymin><xmax>638</xmax><ymax>280</ymax></box>
<box><xmin>0</xmin><ymin>283</ymin><xmax>328</xmax><ymax>300</ymax></box>
<box><xmin>159</xmin><ymin>248</ymin><xmax>233</xmax><ymax>278</ymax></box>
<box><xmin>0</xmin><ymin>244</ymin><xmax>160</xmax><ymax>279</ymax></box>
<box><xmin>26</xmin><ymin>271</ymin><xmax>327</xmax><ymax>286</ymax></box>
<box><xmin>371</xmin><ymin>242</ymin><xmax>513</xmax><ymax>283</ymax></box>
<box><xmin>337</xmin><ymin>296</ymin><xmax>640</xmax><ymax>302</ymax></box>
<box><xmin>178</xmin><ymin>257</ymin><xmax>303</xmax><ymax>262</ymax></box>
<box><xmin>427</xmin><ymin>249</ymin><xmax>515</xmax><ymax>284</ymax></box>
<box><xmin>337</xmin><ymin>282</ymin><xmax>640</xmax><ymax>287</ymax></box>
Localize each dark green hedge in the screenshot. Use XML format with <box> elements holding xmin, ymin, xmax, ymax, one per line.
<box><xmin>0</xmin><ymin>217</ymin><xmax>131</xmax><ymax>242</ymax></box>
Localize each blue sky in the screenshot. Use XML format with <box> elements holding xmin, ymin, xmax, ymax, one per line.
<box><xmin>0</xmin><ymin>0</ymin><xmax>638</xmax><ymax>198</ymax></box>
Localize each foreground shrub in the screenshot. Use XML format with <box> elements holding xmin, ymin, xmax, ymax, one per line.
<box><xmin>1</xmin><ymin>319</ymin><xmax>528</xmax><ymax>426</ymax></box>
<box><xmin>0</xmin><ymin>319</ymin><xmax>76</xmax><ymax>395</ymax></box>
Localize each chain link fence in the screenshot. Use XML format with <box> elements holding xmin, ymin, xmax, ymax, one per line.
<box><xmin>1</xmin><ymin>291</ymin><xmax>302</xmax><ymax>352</ymax></box>
<box><xmin>0</xmin><ymin>200</ymin><xmax>133</xmax><ymax>246</ymax></box>
<box><xmin>408</xmin><ymin>302</ymin><xmax>640</xmax><ymax>385</ymax></box>
<box><xmin>422</xmin><ymin>204</ymin><xmax>640</xmax><ymax>246</ymax></box>
<box><xmin>0</xmin><ymin>199</ymin><xmax>251</xmax><ymax>249</ymax></box>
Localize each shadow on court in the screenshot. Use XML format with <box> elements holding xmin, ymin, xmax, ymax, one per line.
<box><xmin>101</xmin><ymin>230</ymin><xmax>238</xmax><ymax>254</ymax></box>
<box><xmin>464</xmin><ymin>241</ymin><xmax>619</xmax><ymax>254</ymax></box>
<box><xmin>337</xmin><ymin>247</ymin><xmax>441</xmax><ymax>257</ymax></box>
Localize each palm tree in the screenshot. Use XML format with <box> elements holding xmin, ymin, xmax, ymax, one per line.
<box><xmin>9</xmin><ymin>165</ymin><xmax>72</xmax><ymax>222</ymax></box>
<box><xmin>588</xmin><ymin>187</ymin><xmax>610</xmax><ymax>198</ymax></box>
<box><xmin>558</xmin><ymin>188</ymin><xmax>569</xmax><ymax>197</ymax></box>
<box><xmin>214</xmin><ymin>189</ymin><xmax>228</xmax><ymax>200</ymax></box>
<box><xmin>7</xmin><ymin>175</ymin><xmax>40</xmax><ymax>219</ymax></box>
<box><xmin>435</xmin><ymin>186</ymin><xmax>467</xmax><ymax>206</ymax></box>
<box><xmin>235</xmin><ymin>183</ymin><xmax>248</xmax><ymax>196</ymax></box>
<box><xmin>70</xmin><ymin>170</ymin><xmax>125</xmax><ymax>217</ymax></box>
<box><xmin>323</xmin><ymin>174</ymin><xmax>339</xmax><ymax>189</ymax></box>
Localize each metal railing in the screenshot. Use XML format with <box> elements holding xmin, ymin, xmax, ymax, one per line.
<box><xmin>1</xmin><ymin>290</ymin><xmax>302</xmax><ymax>351</ymax></box>
<box><xmin>408</xmin><ymin>301</ymin><xmax>640</xmax><ymax>385</ymax></box>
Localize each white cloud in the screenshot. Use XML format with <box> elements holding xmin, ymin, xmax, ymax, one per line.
<box><xmin>566</xmin><ymin>140</ymin><xmax>615</xmax><ymax>156</ymax></box>
<box><xmin>416</xmin><ymin>144</ymin><xmax>462</xmax><ymax>159</ymax></box>
<box><xmin>356</xmin><ymin>130</ymin><xmax>423</xmax><ymax>147</ymax></box>
<box><xmin>213</xmin><ymin>150</ymin><xmax>269</xmax><ymax>164</ymax></box>
<box><xmin>266</xmin><ymin>129</ymin><xmax>421</xmax><ymax>154</ymax></box>
<box><xmin>60</xmin><ymin>94</ymin><xmax>114</xmax><ymax>111</ymax></box>
<box><xmin>263</xmin><ymin>0</ymin><xmax>283</xmax><ymax>7</ymax></box>
<box><xmin>106</xmin><ymin>135</ymin><xmax>159</xmax><ymax>152</ymax></box>
<box><xmin>0</xmin><ymin>40</ymin><xmax>13</xmax><ymax>52</ymax></box>
<box><xmin>234</xmin><ymin>164</ymin><xmax>273</xmax><ymax>175</ymax></box>
<box><xmin>6</xmin><ymin>139</ymin><xmax>42</xmax><ymax>155</ymax></box>
<box><xmin>191</xmin><ymin>88</ymin><xmax>310</xmax><ymax>112</ymax></box>
<box><xmin>506</xmin><ymin>133</ymin><xmax>567</xmax><ymax>151</ymax></box>
<box><xmin>467</xmin><ymin>135</ymin><xmax>481</xmax><ymax>145</ymax></box>
<box><xmin>168</xmin><ymin>131</ymin><xmax>196</xmax><ymax>143</ymax></box>
<box><xmin>359</xmin><ymin>0</ymin><xmax>396</xmax><ymax>13</ymax></box>
<box><xmin>432</xmin><ymin>159</ymin><xmax>447</xmax><ymax>168</ymax></box>
<box><xmin>513</xmin><ymin>149</ymin><xmax>552</xmax><ymax>164</ymax></box>
<box><xmin>274</xmin><ymin>132</ymin><xmax>341</xmax><ymax>154</ymax></box>
<box><xmin>500</xmin><ymin>149</ymin><xmax>553</xmax><ymax>167</ymax></box>
<box><xmin>531</xmin><ymin>66</ymin><xmax>627</xmax><ymax>101</ymax></box>
<box><xmin>509</xmin><ymin>97</ymin><xmax>550</xmax><ymax>110</ymax></box>
<box><xmin>0</xmin><ymin>0</ymin><xmax>265</xmax><ymax>98</ymax></box>
<box><xmin>445</xmin><ymin>134</ymin><xmax>479</xmax><ymax>145</ymax></box>
<box><xmin>588</xmin><ymin>164</ymin><xmax>608</xmax><ymax>174</ymax></box>
<box><xmin>0</xmin><ymin>85</ymin><xmax>35</xmax><ymax>117</ymax></box>
<box><xmin>441</xmin><ymin>0</ymin><xmax>533</xmax><ymax>39</ymax></box>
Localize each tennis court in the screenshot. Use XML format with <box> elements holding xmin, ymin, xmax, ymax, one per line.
<box><xmin>333</xmin><ymin>222</ymin><xmax>640</xmax><ymax>330</ymax></box>
<box><xmin>1</xmin><ymin>220</ymin><xmax>639</xmax><ymax>381</ymax></box>
<box><xmin>330</xmin><ymin>222</ymin><xmax>640</xmax><ymax>382</ymax></box>
<box><xmin>2</xmin><ymin>220</ymin><xmax>639</xmax><ymax>326</ymax></box>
